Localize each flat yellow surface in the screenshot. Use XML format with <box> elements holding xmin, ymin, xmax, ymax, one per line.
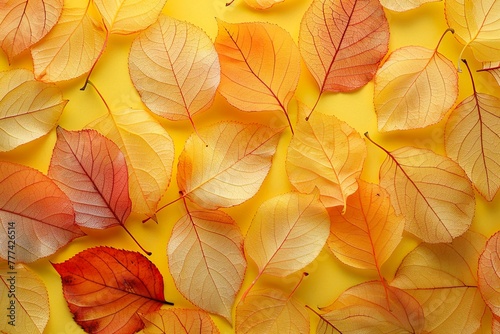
<box><xmin>1</xmin><ymin>0</ymin><xmax>500</xmax><ymax>333</ymax></box>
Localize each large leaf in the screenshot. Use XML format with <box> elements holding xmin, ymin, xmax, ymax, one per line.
<box><xmin>177</xmin><ymin>121</ymin><xmax>282</xmax><ymax>210</ymax></box>
<box><xmin>286</xmin><ymin>104</ymin><xmax>366</xmax><ymax>208</ymax></box>
<box><xmin>299</xmin><ymin>0</ymin><xmax>389</xmax><ymax>93</ymax></box>
<box><xmin>380</xmin><ymin>0</ymin><xmax>440</xmax><ymax>12</ymax></box>
<box><xmin>0</xmin><ymin>69</ymin><xmax>67</xmax><ymax>152</ymax></box>
<box><xmin>0</xmin><ymin>161</ymin><xmax>83</xmax><ymax>263</ymax></box>
<box><xmin>129</xmin><ymin>15</ymin><xmax>220</xmax><ymax>124</ymax></box>
<box><xmin>0</xmin><ymin>0</ymin><xmax>62</xmax><ymax>61</ymax></box>
<box><xmin>52</xmin><ymin>247</ymin><xmax>172</xmax><ymax>334</ymax></box>
<box><xmin>168</xmin><ymin>209</ymin><xmax>246</xmax><ymax>321</ymax></box>
<box><xmin>140</xmin><ymin>309</ymin><xmax>219</xmax><ymax>334</ymax></box>
<box><xmin>479</xmin><ymin>231</ymin><xmax>500</xmax><ymax>318</ymax></box>
<box><xmin>392</xmin><ymin>231</ymin><xmax>487</xmax><ymax>333</ymax></box>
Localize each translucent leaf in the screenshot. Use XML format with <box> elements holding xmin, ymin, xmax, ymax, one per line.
<box><xmin>141</xmin><ymin>309</ymin><xmax>219</xmax><ymax>334</ymax></box>
<box><xmin>380</xmin><ymin>0</ymin><xmax>440</xmax><ymax>12</ymax></box>
<box><xmin>242</xmin><ymin>0</ymin><xmax>284</xmax><ymax>9</ymax></box>
<box><xmin>479</xmin><ymin>231</ymin><xmax>500</xmax><ymax>319</ymax></box>
<box><xmin>481</xmin><ymin>61</ymin><xmax>500</xmax><ymax>85</ymax></box>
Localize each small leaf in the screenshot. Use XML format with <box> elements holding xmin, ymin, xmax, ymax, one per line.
<box><xmin>0</xmin><ymin>161</ymin><xmax>83</xmax><ymax>263</ymax></box>
<box><xmin>168</xmin><ymin>209</ymin><xmax>246</xmax><ymax>321</ymax></box>
<box><xmin>140</xmin><ymin>309</ymin><xmax>219</xmax><ymax>334</ymax></box>
<box><xmin>52</xmin><ymin>247</ymin><xmax>172</xmax><ymax>334</ymax></box>
<box><xmin>0</xmin><ymin>69</ymin><xmax>67</xmax><ymax>152</ymax></box>
<box><xmin>379</xmin><ymin>0</ymin><xmax>440</xmax><ymax>12</ymax></box>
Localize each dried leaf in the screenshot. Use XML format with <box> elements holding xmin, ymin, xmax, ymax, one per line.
<box><xmin>93</xmin><ymin>0</ymin><xmax>166</xmax><ymax>34</ymax></box>
<box><xmin>242</xmin><ymin>0</ymin><xmax>284</xmax><ymax>9</ymax></box>
<box><xmin>286</xmin><ymin>104</ymin><xmax>366</xmax><ymax>208</ymax></box>
<box><xmin>0</xmin><ymin>161</ymin><xmax>83</xmax><ymax>263</ymax></box>
<box><xmin>299</xmin><ymin>0</ymin><xmax>389</xmax><ymax>93</ymax></box>
<box><xmin>177</xmin><ymin>122</ymin><xmax>282</xmax><ymax>210</ymax></box>
<box><xmin>140</xmin><ymin>309</ymin><xmax>219</xmax><ymax>334</ymax></box>
<box><xmin>328</xmin><ymin>180</ymin><xmax>403</xmax><ymax>273</ymax></box>
<box><xmin>379</xmin><ymin>0</ymin><xmax>440</xmax><ymax>12</ymax></box>
<box><xmin>129</xmin><ymin>15</ymin><xmax>220</xmax><ymax>123</ymax></box>
<box><xmin>31</xmin><ymin>1</ymin><xmax>106</xmax><ymax>82</ymax></box>
<box><xmin>0</xmin><ymin>262</ymin><xmax>49</xmax><ymax>334</ymax></box>
<box><xmin>479</xmin><ymin>231</ymin><xmax>500</xmax><ymax>319</ymax></box>
<box><xmin>0</xmin><ymin>0</ymin><xmax>62</xmax><ymax>61</ymax></box>
<box><xmin>236</xmin><ymin>288</ymin><xmax>309</xmax><ymax>334</ymax></box>
<box><xmin>245</xmin><ymin>191</ymin><xmax>330</xmax><ymax>277</ymax></box>
<box><xmin>168</xmin><ymin>209</ymin><xmax>246</xmax><ymax>321</ymax></box>
<box><xmin>52</xmin><ymin>247</ymin><xmax>172</xmax><ymax>334</ymax></box>
<box><xmin>0</xmin><ymin>69</ymin><xmax>67</xmax><ymax>152</ymax></box>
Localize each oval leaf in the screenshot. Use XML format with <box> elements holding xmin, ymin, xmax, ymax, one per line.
<box><xmin>245</xmin><ymin>191</ymin><xmax>330</xmax><ymax>277</ymax></box>
<box><xmin>52</xmin><ymin>246</ymin><xmax>172</xmax><ymax>334</ymax></box>
<box><xmin>129</xmin><ymin>15</ymin><xmax>220</xmax><ymax>122</ymax></box>
<box><xmin>0</xmin><ymin>69</ymin><xmax>67</xmax><ymax>152</ymax></box>
<box><xmin>299</xmin><ymin>0</ymin><xmax>389</xmax><ymax>92</ymax></box>
<box><xmin>168</xmin><ymin>209</ymin><xmax>246</xmax><ymax>321</ymax></box>
<box><xmin>140</xmin><ymin>309</ymin><xmax>219</xmax><ymax>334</ymax></box>
<box><xmin>0</xmin><ymin>161</ymin><xmax>83</xmax><ymax>263</ymax></box>
<box><xmin>177</xmin><ymin>121</ymin><xmax>282</xmax><ymax>210</ymax></box>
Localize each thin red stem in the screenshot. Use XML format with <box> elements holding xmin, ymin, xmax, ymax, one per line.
<box><xmin>288</xmin><ymin>272</ymin><xmax>309</xmax><ymax>299</ymax></box>
<box><xmin>87</xmin><ymin>81</ymin><xmax>111</xmax><ymax>114</ymax></box>
<box><xmin>121</xmin><ymin>224</ymin><xmax>152</xmax><ymax>256</ymax></box>
<box><xmin>226</xmin><ymin>0</ymin><xmax>235</xmax><ymax>5</ymax></box>
<box><xmin>305</xmin><ymin>305</ymin><xmax>342</xmax><ymax>333</ymax></box>
<box><xmin>81</xmin><ymin>20</ymin><xmax>110</xmax><ymax>91</ymax></box>
<box><xmin>142</xmin><ymin>194</ymin><xmax>184</xmax><ymax>223</ymax></box>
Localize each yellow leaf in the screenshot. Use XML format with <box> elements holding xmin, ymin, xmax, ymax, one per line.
<box><xmin>479</xmin><ymin>231</ymin><xmax>500</xmax><ymax>319</ymax></box>
<box><xmin>380</xmin><ymin>0</ymin><xmax>440</xmax><ymax>12</ymax></box>
<box><xmin>129</xmin><ymin>15</ymin><xmax>220</xmax><ymax>124</ymax></box>
<box><xmin>286</xmin><ymin>104</ymin><xmax>366</xmax><ymax>208</ymax></box>
<box><xmin>31</xmin><ymin>1</ymin><xmax>106</xmax><ymax>82</ymax></box>
<box><xmin>141</xmin><ymin>309</ymin><xmax>220</xmax><ymax>334</ymax></box>
<box><xmin>0</xmin><ymin>69</ymin><xmax>67</xmax><ymax>152</ymax></box>
<box><xmin>93</xmin><ymin>0</ymin><xmax>166</xmax><ymax>34</ymax></box>
<box><xmin>242</xmin><ymin>0</ymin><xmax>284</xmax><ymax>9</ymax></box>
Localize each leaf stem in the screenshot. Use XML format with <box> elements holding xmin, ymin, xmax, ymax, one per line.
<box><xmin>288</xmin><ymin>272</ymin><xmax>309</xmax><ymax>299</ymax></box>
<box><xmin>364</xmin><ymin>132</ymin><xmax>390</xmax><ymax>156</ymax></box>
<box><xmin>81</xmin><ymin>20</ymin><xmax>110</xmax><ymax>91</ymax></box>
<box><xmin>121</xmin><ymin>224</ymin><xmax>152</xmax><ymax>256</ymax></box>
<box><xmin>435</xmin><ymin>28</ymin><xmax>454</xmax><ymax>52</ymax></box>
<box><xmin>86</xmin><ymin>80</ymin><xmax>111</xmax><ymax>114</ymax></box>
<box><xmin>306</xmin><ymin>91</ymin><xmax>323</xmax><ymax>121</ymax></box>
<box><xmin>305</xmin><ymin>305</ymin><xmax>342</xmax><ymax>333</ymax></box>
<box><xmin>142</xmin><ymin>193</ymin><xmax>185</xmax><ymax>223</ymax></box>
<box><xmin>240</xmin><ymin>269</ymin><xmax>264</xmax><ymax>303</ymax></box>
<box><xmin>461</xmin><ymin>59</ymin><xmax>477</xmax><ymax>94</ymax></box>
<box><xmin>226</xmin><ymin>0</ymin><xmax>235</xmax><ymax>5</ymax></box>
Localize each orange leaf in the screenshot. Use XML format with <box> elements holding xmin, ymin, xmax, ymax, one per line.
<box><xmin>316</xmin><ymin>281</ymin><xmax>425</xmax><ymax>333</ymax></box>
<box><xmin>479</xmin><ymin>231</ymin><xmax>500</xmax><ymax>319</ymax></box>
<box><xmin>140</xmin><ymin>309</ymin><xmax>219</xmax><ymax>334</ymax></box>
<box><xmin>286</xmin><ymin>103</ymin><xmax>366</xmax><ymax>208</ymax></box>
<box><xmin>52</xmin><ymin>246</ymin><xmax>173</xmax><ymax>334</ymax></box>
<box><xmin>0</xmin><ymin>161</ymin><xmax>83</xmax><ymax>263</ymax></box>
<box><xmin>214</xmin><ymin>20</ymin><xmax>300</xmax><ymax>131</ymax></box>
<box><xmin>177</xmin><ymin>121</ymin><xmax>282</xmax><ymax>210</ymax></box>
<box><xmin>1</xmin><ymin>262</ymin><xmax>49</xmax><ymax>334</ymax></box>
<box><xmin>168</xmin><ymin>208</ymin><xmax>246</xmax><ymax>321</ymax></box>
<box><xmin>236</xmin><ymin>288</ymin><xmax>309</xmax><ymax>334</ymax></box>
<box><xmin>379</xmin><ymin>0</ymin><xmax>439</xmax><ymax>12</ymax></box>
<box><xmin>0</xmin><ymin>0</ymin><xmax>62</xmax><ymax>61</ymax></box>
<box><xmin>299</xmin><ymin>0</ymin><xmax>389</xmax><ymax>93</ymax></box>
<box><xmin>31</xmin><ymin>1</ymin><xmax>106</xmax><ymax>82</ymax></box>
<box><xmin>0</xmin><ymin>69</ymin><xmax>67</xmax><ymax>152</ymax></box>
<box><xmin>328</xmin><ymin>180</ymin><xmax>403</xmax><ymax>274</ymax></box>
<box><xmin>129</xmin><ymin>15</ymin><xmax>220</xmax><ymax>125</ymax></box>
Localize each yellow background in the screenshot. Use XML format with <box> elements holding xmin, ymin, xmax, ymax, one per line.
<box><xmin>1</xmin><ymin>0</ymin><xmax>500</xmax><ymax>333</ymax></box>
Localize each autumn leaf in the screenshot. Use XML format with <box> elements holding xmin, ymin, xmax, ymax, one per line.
<box><xmin>0</xmin><ymin>262</ymin><xmax>49</xmax><ymax>334</ymax></box>
<box><xmin>214</xmin><ymin>20</ymin><xmax>300</xmax><ymax>132</ymax></box>
<box><xmin>312</xmin><ymin>281</ymin><xmax>425</xmax><ymax>333</ymax></box>
<box><xmin>374</xmin><ymin>29</ymin><xmax>458</xmax><ymax>131</ymax></box>
<box><xmin>140</xmin><ymin>309</ymin><xmax>219</xmax><ymax>334</ymax></box>
<box><xmin>480</xmin><ymin>61</ymin><xmax>500</xmax><ymax>86</ymax></box>
<box><xmin>478</xmin><ymin>231</ymin><xmax>500</xmax><ymax>319</ymax></box>
<box><xmin>129</xmin><ymin>15</ymin><xmax>220</xmax><ymax>128</ymax></box>
<box><xmin>177</xmin><ymin>121</ymin><xmax>282</xmax><ymax>210</ymax></box>
<box><xmin>366</xmin><ymin>134</ymin><xmax>475</xmax><ymax>243</ymax></box>
<box><xmin>0</xmin><ymin>161</ymin><xmax>83</xmax><ymax>263</ymax></box>
<box><xmin>0</xmin><ymin>69</ymin><xmax>67</xmax><ymax>152</ymax></box>
<box><xmin>392</xmin><ymin>231</ymin><xmax>487</xmax><ymax>333</ymax></box>
<box><xmin>168</xmin><ymin>208</ymin><xmax>246</xmax><ymax>321</ymax></box>
<box><xmin>0</xmin><ymin>0</ymin><xmax>62</xmax><ymax>61</ymax></box>
<box><xmin>445</xmin><ymin>59</ymin><xmax>500</xmax><ymax>201</ymax></box>
<box><xmin>52</xmin><ymin>247</ymin><xmax>173</xmax><ymax>334</ymax></box>
<box><xmin>286</xmin><ymin>103</ymin><xmax>366</xmax><ymax>208</ymax></box>
<box><xmin>379</xmin><ymin>0</ymin><xmax>439</xmax><ymax>12</ymax></box>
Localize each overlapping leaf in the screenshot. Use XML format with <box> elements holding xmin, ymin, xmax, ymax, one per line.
<box><xmin>0</xmin><ymin>69</ymin><xmax>67</xmax><ymax>152</ymax></box>
<box><xmin>380</xmin><ymin>0</ymin><xmax>439</xmax><ymax>12</ymax></box>
<box><xmin>481</xmin><ymin>61</ymin><xmax>500</xmax><ymax>85</ymax></box>
<box><xmin>392</xmin><ymin>231</ymin><xmax>487</xmax><ymax>333</ymax></box>
<box><xmin>167</xmin><ymin>209</ymin><xmax>246</xmax><ymax>321</ymax></box>
<box><xmin>129</xmin><ymin>15</ymin><xmax>220</xmax><ymax>124</ymax></box>
<box><xmin>140</xmin><ymin>309</ymin><xmax>219</xmax><ymax>334</ymax></box>
<box><xmin>479</xmin><ymin>232</ymin><xmax>500</xmax><ymax>319</ymax></box>
<box><xmin>177</xmin><ymin>122</ymin><xmax>282</xmax><ymax>210</ymax></box>
<box><xmin>0</xmin><ymin>0</ymin><xmax>62</xmax><ymax>61</ymax></box>
<box><xmin>53</xmin><ymin>247</ymin><xmax>172</xmax><ymax>334</ymax></box>
<box><xmin>0</xmin><ymin>161</ymin><xmax>83</xmax><ymax>263</ymax></box>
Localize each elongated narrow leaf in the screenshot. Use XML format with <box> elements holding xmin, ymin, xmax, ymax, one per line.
<box><xmin>479</xmin><ymin>232</ymin><xmax>500</xmax><ymax>318</ymax></box>
<box><xmin>53</xmin><ymin>247</ymin><xmax>172</xmax><ymax>334</ymax></box>
<box><xmin>168</xmin><ymin>209</ymin><xmax>246</xmax><ymax>321</ymax></box>
<box><xmin>380</xmin><ymin>0</ymin><xmax>439</xmax><ymax>12</ymax></box>
<box><xmin>286</xmin><ymin>104</ymin><xmax>366</xmax><ymax>208</ymax></box>
<box><xmin>48</xmin><ymin>128</ymin><xmax>131</xmax><ymax>229</ymax></box>
<box><xmin>177</xmin><ymin>122</ymin><xmax>282</xmax><ymax>210</ymax></box>
<box><xmin>88</xmin><ymin>108</ymin><xmax>175</xmax><ymax>217</ymax></box>
<box><xmin>328</xmin><ymin>180</ymin><xmax>403</xmax><ymax>272</ymax></box>
<box><xmin>0</xmin><ymin>262</ymin><xmax>49</xmax><ymax>334</ymax></box>
<box><xmin>299</xmin><ymin>0</ymin><xmax>389</xmax><ymax>92</ymax></box>
<box><xmin>0</xmin><ymin>161</ymin><xmax>83</xmax><ymax>263</ymax></box>
<box><xmin>141</xmin><ymin>309</ymin><xmax>219</xmax><ymax>334</ymax></box>
<box><xmin>0</xmin><ymin>69</ymin><xmax>67</xmax><ymax>152</ymax></box>
<box><xmin>392</xmin><ymin>231</ymin><xmax>487</xmax><ymax>333</ymax></box>
<box><xmin>129</xmin><ymin>15</ymin><xmax>220</xmax><ymax>123</ymax></box>
<box><xmin>0</xmin><ymin>0</ymin><xmax>62</xmax><ymax>61</ymax></box>
<box><xmin>245</xmin><ymin>191</ymin><xmax>330</xmax><ymax>277</ymax></box>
